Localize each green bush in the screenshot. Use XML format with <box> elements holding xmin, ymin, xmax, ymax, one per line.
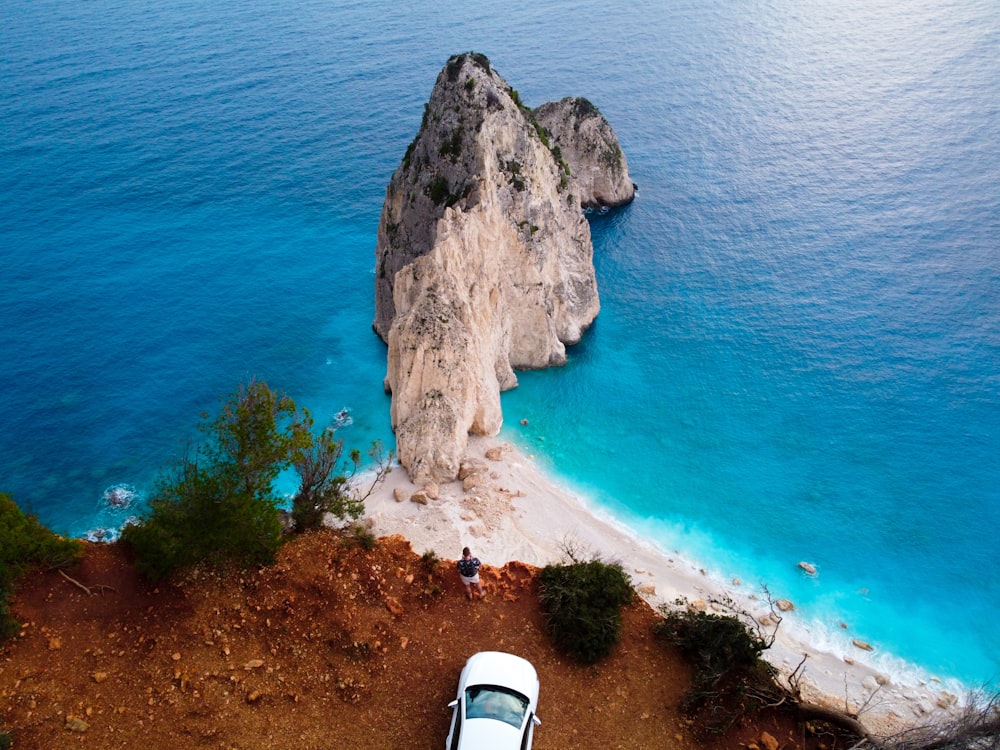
<box><xmin>0</xmin><ymin>727</ymin><xmax>11</xmax><ymax>750</ymax></box>
<box><xmin>0</xmin><ymin>493</ymin><xmax>84</xmax><ymax>640</ymax></box>
<box><xmin>655</xmin><ymin>602</ymin><xmax>772</xmax><ymax>683</ymax></box>
<box><xmin>654</xmin><ymin>597</ymin><xmax>778</xmax><ymax>729</ymax></box>
<box><xmin>351</xmin><ymin>524</ymin><xmax>377</xmax><ymax>551</ymax></box>
<box><xmin>571</xmin><ymin>97</ymin><xmax>600</xmax><ymax>120</ymax></box>
<box><xmin>0</xmin><ymin>598</ymin><xmax>16</xmax><ymax>644</ymax></box>
<box><xmin>421</xmin><ymin>549</ymin><xmax>440</xmax><ymax>571</ymax></box>
<box><xmin>446</xmin><ymin>54</ymin><xmax>464</xmax><ymax>82</ymax></box>
<box><xmin>122</xmin><ymin>462</ymin><xmax>285</xmax><ymax>580</ymax></box>
<box><xmin>537</xmin><ymin>555</ymin><xmax>633</xmax><ymax>663</ymax></box>
<box><xmin>468</xmin><ymin>52</ymin><xmax>491</xmax><ymax>74</ymax></box>
<box><xmin>439</xmin><ymin>126</ymin><xmax>464</xmax><ymax>160</ymax></box>
<box><xmin>429</xmin><ymin>176</ymin><xmax>450</xmax><ymax>205</ymax></box>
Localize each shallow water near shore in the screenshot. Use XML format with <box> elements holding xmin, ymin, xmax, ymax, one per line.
<box><xmin>2</xmin><ymin>0</ymin><xmax>998</xmax><ymax>687</ymax></box>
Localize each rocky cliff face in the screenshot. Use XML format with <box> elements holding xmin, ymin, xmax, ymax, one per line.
<box><xmin>533</xmin><ymin>97</ymin><xmax>636</xmax><ymax>209</ymax></box>
<box><xmin>374</xmin><ymin>52</ymin><xmax>632</xmax><ymax>483</ymax></box>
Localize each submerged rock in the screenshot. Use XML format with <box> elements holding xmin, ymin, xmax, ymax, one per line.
<box><xmin>374</xmin><ymin>52</ymin><xmax>633</xmax><ymax>483</ymax></box>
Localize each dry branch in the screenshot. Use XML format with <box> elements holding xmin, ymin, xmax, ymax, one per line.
<box><xmin>58</xmin><ymin>569</ymin><xmax>116</xmax><ymax>596</ymax></box>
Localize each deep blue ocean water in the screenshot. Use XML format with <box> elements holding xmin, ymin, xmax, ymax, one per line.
<box><xmin>2</xmin><ymin>0</ymin><xmax>998</xmax><ymax>687</ymax></box>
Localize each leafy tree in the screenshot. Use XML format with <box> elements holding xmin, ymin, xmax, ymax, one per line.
<box><xmin>291</xmin><ymin>427</ymin><xmax>355</xmax><ymax>532</ymax></box>
<box><xmin>200</xmin><ymin>378</ymin><xmax>311</xmax><ymax>499</ymax></box>
<box><xmin>537</xmin><ymin>552</ymin><xmax>633</xmax><ymax>664</ymax></box>
<box><xmin>123</xmin><ymin>379</ymin><xmax>389</xmax><ymax>580</ymax></box>
<box><xmin>0</xmin><ymin>493</ymin><xmax>84</xmax><ymax>640</ymax></box>
<box><xmin>291</xmin><ymin>430</ymin><xmax>391</xmax><ymax>533</ymax></box>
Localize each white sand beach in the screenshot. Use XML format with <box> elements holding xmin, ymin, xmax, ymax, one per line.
<box><xmin>362</xmin><ymin>436</ymin><xmax>964</xmax><ymax>735</ymax></box>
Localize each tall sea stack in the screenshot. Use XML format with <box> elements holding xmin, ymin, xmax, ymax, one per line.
<box><xmin>374</xmin><ymin>52</ymin><xmax>634</xmax><ymax>484</ymax></box>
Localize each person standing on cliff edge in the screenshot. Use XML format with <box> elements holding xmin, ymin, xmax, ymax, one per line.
<box><xmin>457</xmin><ymin>547</ymin><xmax>485</xmax><ymax>601</ymax></box>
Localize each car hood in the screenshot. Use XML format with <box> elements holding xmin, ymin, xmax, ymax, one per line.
<box><xmin>462</xmin><ymin>652</ymin><xmax>539</xmax><ymax>703</ymax></box>
<box><xmin>458</xmin><ymin>718</ymin><xmax>521</xmax><ymax>750</ymax></box>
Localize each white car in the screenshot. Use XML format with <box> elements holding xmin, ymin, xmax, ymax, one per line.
<box><xmin>445</xmin><ymin>651</ymin><xmax>541</xmax><ymax>750</ymax></box>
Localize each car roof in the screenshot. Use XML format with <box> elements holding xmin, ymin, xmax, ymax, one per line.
<box><xmin>458</xmin><ymin>717</ymin><xmax>522</xmax><ymax>750</ymax></box>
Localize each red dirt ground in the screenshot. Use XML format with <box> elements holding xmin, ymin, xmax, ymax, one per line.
<box><xmin>1</xmin><ymin>531</ymin><xmax>850</xmax><ymax>750</ymax></box>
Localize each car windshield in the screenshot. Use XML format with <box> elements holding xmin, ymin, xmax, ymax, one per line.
<box><xmin>464</xmin><ymin>685</ymin><xmax>529</xmax><ymax>728</ymax></box>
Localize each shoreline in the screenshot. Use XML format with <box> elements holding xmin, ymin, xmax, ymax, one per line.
<box><xmin>362</xmin><ymin>435</ymin><xmax>964</xmax><ymax>735</ymax></box>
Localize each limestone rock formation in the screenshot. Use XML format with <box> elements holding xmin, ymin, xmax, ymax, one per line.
<box><xmin>374</xmin><ymin>52</ymin><xmax>632</xmax><ymax>483</ymax></box>
<box><xmin>533</xmin><ymin>97</ymin><xmax>636</xmax><ymax>209</ymax></box>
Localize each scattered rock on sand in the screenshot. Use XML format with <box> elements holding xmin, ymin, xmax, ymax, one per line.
<box><xmin>410</xmin><ymin>489</ymin><xmax>430</xmax><ymax>505</ymax></box>
<box><xmin>458</xmin><ymin>459</ymin><xmax>487</xmax><ymax>480</ymax></box>
<box><xmin>65</xmin><ymin>716</ymin><xmax>89</xmax><ymax>733</ymax></box>
<box><xmin>462</xmin><ymin>473</ymin><xmax>487</xmax><ymax>492</ymax></box>
<box><xmin>852</xmin><ymin>639</ymin><xmax>874</xmax><ymax>652</ymax></box>
<box><xmin>485</xmin><ymin>446</ymin><xmax>507</xmax><ymax>461</ymax></box>
<box><xmin>937</xmin><ymin>691</ymin><xmax>957</xmax><ymax>709</ymax></box>
<box><xmin>776</xmin><ymin>598</ymin><xmax>795</xmax><ymax>612</ymax></box>
<box><xmin>393</xmin><ymin>487</ymin><xmax>408</xmax><ymax>503</ymax></box>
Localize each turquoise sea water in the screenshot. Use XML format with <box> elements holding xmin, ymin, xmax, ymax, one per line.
<box><xmin>2</xmin><ymin>0</ymin><xmax>997</xmax><ymax>687</ymax></box>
